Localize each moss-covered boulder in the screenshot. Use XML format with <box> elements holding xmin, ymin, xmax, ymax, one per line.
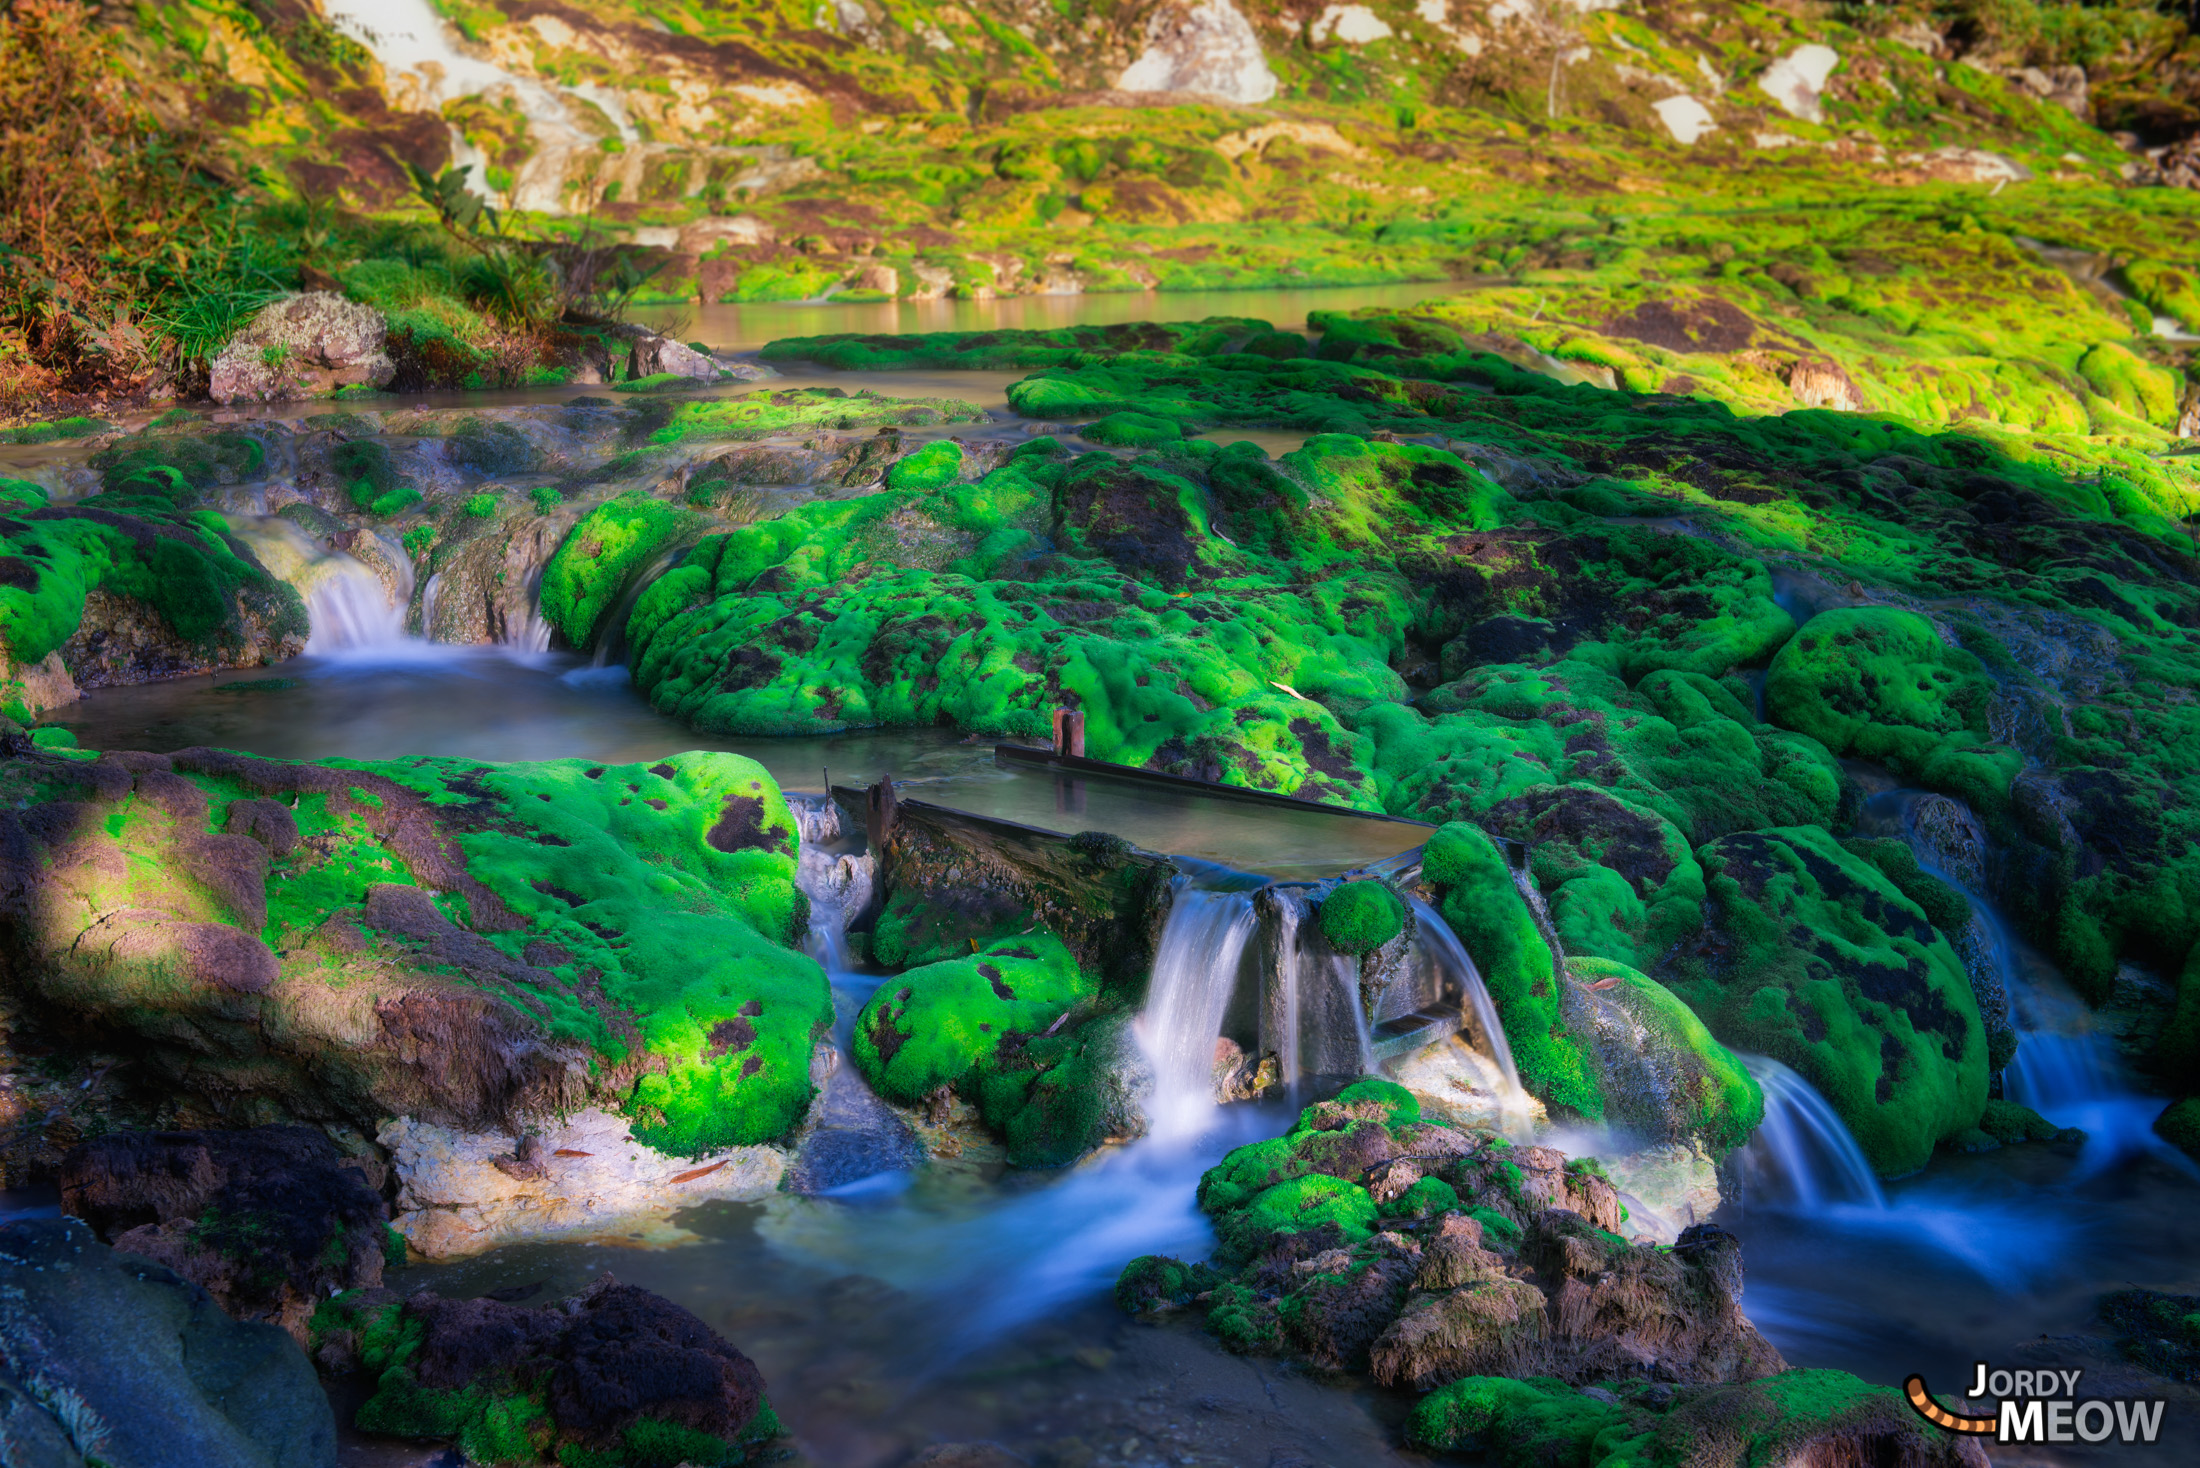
<box><xmin>1664</xmin><ymin>826</ymin><xmax>1989</xmax><ymax>1174</ymax></box>
<box><xmin>315</xmin><ymin>1278</ymin><xmax>780</xmax><ymax>1466</ymax></box>
<box><xmin>1318</xmin><ymin>880</ymin><xmax>1406</xmax><ymax>955</ymax></box>
<box><xmin>1564</xmin><ymin>957</ymin><xmax>1764</xmax><ymax>1154</ymax></box>
<box><xmin>851</xmin><ymin>932</ymin><xmax>1094</xmax><ymax>1105</ymax></box>
<box><xmin>0</xmin><ymin>744</ymin><xmax>830</xmax><ymax>1156</ymax></box>
<box><xmin>1131</xmin><ymin>1106</ymin><xmax>1783</xmax><ymax>1391</ymax></box>
<box><xmin>541</xmin><ymin>492</ymin><xmax>700</xmax><ymax>649</ymax></box>
<box><xmin>1766</xmin><ymin>608</ymin><xmax>2017</xmax><ymax>814</ymax></box>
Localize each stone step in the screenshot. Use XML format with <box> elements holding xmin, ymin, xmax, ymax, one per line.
<box><xmin>1369</xmin><ymin>1004</ymin><xmax>1464</xmax><ymax>1065</ymax></box>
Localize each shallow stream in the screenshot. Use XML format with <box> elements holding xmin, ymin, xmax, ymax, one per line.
<box><xmin>17</xmin><ymin>283</ymin><xmax>2200</xmax><ymax>1466</ymax></box>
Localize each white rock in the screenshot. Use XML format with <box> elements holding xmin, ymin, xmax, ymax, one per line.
<box><xmin>1387</xmin><ymin>1035</ymin><xmax>1544</xmax><ymax>1133</ymax></box>
<box><xmin>1652</xmin><ymin>95</ymin><xmax>1718</xmax><ymax>145</ymax></box>
<box><xmin>1115</xmin><ymin>0</ymin><xmax>1279</xmax><ymax>104</ymax></box>
<box><xmin>1899</xmin><ymin>145</ymin><xmax>2032</xmax><ymax>184</ymax></box>
<box><xmin>1757</xmin><ymin>43</ymin><xmax>1839</xmax><ymax>123</ymax></box>
<box><xmin>1415</xmin><ymin>0</ymin><xmax>1447</xmax><ymax>19</ymax></box>
<box><xmin>627</xmin><ymin>334</ymin><xmax>720</xmax><ymax>381</ymax></box>
<box><xmin>1311</xmin><ymin>4</ymin><xmax>1394</xmax><ymax>44</ymax></box>
<box><xmin>206</xmin><ymin>292</ymin><xmax>394</xmax><ymax>406</ymax></box>
<box><xmin>381</xmin><ymin>1109</ymin><xmax>785</xmax><ymax>1259</ymax></box>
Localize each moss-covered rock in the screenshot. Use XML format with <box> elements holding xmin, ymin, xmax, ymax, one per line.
<box><xmin>541</xmin><ymin>492</ymin><xmax>700</xmax><ymax>649</ymax></box>
<box><xmin>1664</xmin><ymin>826</ymin><xmax>1989</xmax><ymax>1174</ymax></box>
<box><xmin>0</xmin><ymin>745</ymin><xmax>830</xmax><ymax>1156</ymax></box>
<box><xmin>1564</xmin><ymin>956</ymin><xmax>1764</xmax><ymax>1155</ymax></box>
<box><xmin>851</xmin><ymin>932</ymin><xmax>1095</xmax><ymax>1105</ymax></box>
<box><xmin>319</xmin><ymin>1277</ymin><xmax>779</xmax><ymax>1466</ymax></box>
<box><xmin>1317</xmin><ymin>880</ymin><xmax>1406</xmax><ymax>956</ymax></box>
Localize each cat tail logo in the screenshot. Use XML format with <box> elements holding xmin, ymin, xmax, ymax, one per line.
<box><xmin>1905</xmin><ymin>1372</ymin><xmax>2168</xmax><ymax>1446</ymax></box>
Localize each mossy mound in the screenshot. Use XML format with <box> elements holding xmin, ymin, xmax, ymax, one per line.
<box><xmin>314</xmin><ymin>1279</ymin><xmax>781</xmax><ymax>1466</ymax></box>
<box><xmin>0</xmin><ymin>746</ymin><xmax>830</xmax><ymax>1155</ymax></box>
<box><xmin>1664</xmin><ymin>826</ymin><xmax>1989</xmax><ymax>1174</ymax></box>
<box><xmin>1407</xmin><ymin>1368</ymin><xmax>1975</xmax><ymax>1466</ymax></box>
<box><xmin>1082</xmin><ymin>410</ymin><xmax>1183</xmax><ymax>448</ymax></box>
<box><xmin>541</xmin><ymin>493</ymin><xmax>702</xmax><ymax>649</ymax></box>
<box><xmin>1766</xmin><ymin>608</ymin><xmax>2016</xmax><ymax>814</ymax></box>
<box><xmin>971</xmin><ymin>1009</ymin><xmax>1151</xmax><ymax>1168</ymax></box>
<box><xmin>851</xmin><ymin>932</ymin><xmax>1095</xmax><ymax>1105</ymax></box>
<box><xmin>1318</xmin><ymin>881</ymin><xmax>1406</xmax><ymax>956</ymax></box>
<box><xmin>2100</xmin><ymin>1289</ymin><xmax>2200</xmax><ymax>1382</ymax></box>
<box><xmin>1134</xmin><ymin>1106</ymin><xmax>1781</xmax><ymax>1387</ymax></box>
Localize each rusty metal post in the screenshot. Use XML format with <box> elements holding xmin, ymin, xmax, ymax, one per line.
<box><xmin>1052</xmin><ymin>707</ymin><xmax>1086</xmax><ymax>758</ymax></box>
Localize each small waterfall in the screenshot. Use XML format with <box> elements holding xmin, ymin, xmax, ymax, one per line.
<box><xmin>1733</xmin><ymin>1056</ymin><xmax>1886</xmax><ymax>1210</ymax></box>
<box><xmin>1410</xmin><ymin>897</ymin><xmax>1518</xmax><ymax>1090</ymax></box>
<box><xmin>227</xmin><ymin>515</ymin><xmax>411</xmax><ymax>654</ymax></box>
<box><xmin>305</xmin><ymin>559</ymin><xmax>409</xmax><ymax>652</ymax></box>
<box><xmin>1268</xmin><ymin>892</ymin><xmax>1305</xmax><ymax>1097</ymax></box>
<box><xmin>591</xmin><ymin>543</ymin><xmax>690</xmax><ymax>666</ymax></box>
<box><xmin>1137</xmin><ymin>879</ymin><xmax>1260</xmax><ymax>1139</ymax></box>
<box><xmin>1331</xmin><ymin>952</ymin><xmax>1375</xmax><ymax>1075</ymax></box>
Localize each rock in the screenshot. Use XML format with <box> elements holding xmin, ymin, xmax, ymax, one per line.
<box><xmin>786</xmin><ymin>1055</ymin><xmax>925</xmax><ymax>1194</ymax></box>
<box><xmin>0</xmin><ymin>1217</ymin><xmax>336</xmax><ymax>1468</ymax></box>
<box><xmin>626</xmin><ymin>333</ymin><xmax>720</xmax><ymax>383</ymax></box>
<box><xmin>1134</xmin><ymin>1096</ymin><xmax>1783</xmax><ymax>1393</ymax></box>
<box><xmin>0</xmin><ymin>650</ymin><xmax>78</xmax><ymax>719</ymax></box>
<box><xmin>59</xmin><ymin>1126</ymin><xmax>391</xmax><ymax>1343</ymax></box>
<box><xmin>1785</xmin><ymin>358</ymin><xmax>1863</xmax><ymax>410</ymax></box>
<box><xmin>1114</xmin><ymin>0</ymin><xmax>1278</xmax><ymax>103</ymax></box>
<box><xmin>907</xmin><ymin>1445</ymin><xmax>1031</xmax><ymax>1468</ymax></box>
<box><xmin>1559</xmin><ymin>957</ymin><xmax>1763</xmax><ymax>1155</ymax></box>
<box><xmin>381</xmin><ymin>1108</ymin><xmax>784</xmax><ymax>1258</ymax></box>
<box><xmin>1601</xmin><ymin>1141</ymin><xmax>1721</xmax><ymax>1243</ymax></box>
<box><xmin>1757</xmin><ymin>44</ymin><xmax>1839</xmax><ymax>123</ymax></box>
<box><xmin>1387</xmin><ymin>1035</ymin><xmax>1544</xmax><ymax>1132</ymax></box>
<box><xmin>319</xmin><ymin>1274</ymin><xmax>773</xmax><ymax>1462</ymax></box>
<box><xmin>207</xmin><ymin>293</ymin><xmax>394</xmax><ymax>406</ymax></box>
<box><xmin>1651</xmin><ymin>96</ymin><xmax>1717</xmax><ymax>146</ymax></box>
<box><xmin>2009</xmin><ymin>63</ymin><xmax>2089</xmax><ymax>117</ymax></box>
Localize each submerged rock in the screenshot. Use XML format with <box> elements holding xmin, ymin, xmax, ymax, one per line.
<box><xmin>0</xmin><ymin>1217</ymin><xmax>336</xmax><ymax>1468</ymax></box>
<box><xmin>60</xmin><ymin>1125</ymin><xmax>393</xmax><ymax>1342</ymax></box>
<box><xmin>382</xmin><ymin>1108</ymin><xmax>785</xmax><ymax>1259</ymax></box>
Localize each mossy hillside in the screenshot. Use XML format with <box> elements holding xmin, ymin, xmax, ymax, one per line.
<box><xmin>851</xmin><ymin>932</ymin><xmax>1095</xmax><ymax>1105</ymax></box>
<box><xmin>1665</xmin><ymin>826</ymin><xmax>1989</xmax><ymax>1174</ymax></box>
<box><xmin>7</xmin><ymin>746</ymin><xmax>829</xmax><ymax>1155</ymax></box>
<box><xmin>621</xmin><ymin>439</ymin><xmax>1511</xmax><ymax>805</ymax></box>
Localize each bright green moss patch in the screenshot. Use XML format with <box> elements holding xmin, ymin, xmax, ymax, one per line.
<box><xmin>1317</xmin><ymin>880</ymin><xmax>1405</xmax><ymax>955</ymax></box>
<box><xmin>1568</xmin><ymin>956</ymin><xmax>1764</xmax><ymax>1154</ymax></box>
<box><xmin>883</xmin><ymin>438</ymin><xmax>964</xmax><ymax>492</ymax></box>
<box><xmin>1082</xmin><ymin>410</ymin><xmax>1183</xmax><ymax>447</ymax></box>
<box><xmin>1214</xmin><ymin>1173</ymin><xmax>1378</xmax><ymax>1264</ymax></box>
<box><xmin>541</xmin><ymin>493</ymin><xmax>699</xmax><ymax>649</ymax></box>
<box><xmin>851</xmin><ymin>932</ymin><xmax>1094</xmax><ymax>1105</ymax></box>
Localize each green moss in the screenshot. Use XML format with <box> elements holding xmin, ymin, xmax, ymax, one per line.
<box><xmin>851</xmin><ymin>932</ymin><xmax>1094</xmax><ymax>1105</ymax></box>
<box><xmin>1333</xmin><ymin>1076</ymin><xmax>1419</xmax><ymax>1125</ymax></box>
<box><xmin>1422</xmin><ymin>823</ymin><xmax>1602</xmax><ymax>1119</ymax></box>
<box><xmin>1114</xmin><ymin>1253</ymin><xmax>1223</xmax><ymax>1315</ymax></box>
<box><xmin>541</xmin><ymin>493</ymin><xmax>698</xmax><ymax>649</ymax></box>
<box><xmin>1380</xmin><ymin>1175</ymin><xmax>1460</xmax><ymax>1218</ymax></box>
<box><xmin>884</xmin><ymin>438</ymin><xmax>964</xmax><ymax>491</ymax></box>
<box><xmin>2155</xmin><ymin>1096</ymin><xmax>2200</xmax><ymax>1158</ymax></box>
<box><xmin>1766</xmin><ymin>608</ymin><xmax>2016</xmax><ymax>815</ymax></box>
<box><xmin>1082</xmin><ymin>410</ymin><xmax>1183</xmax><ymax>447</ymax></box>
<box><xmin>611</xmin><ymin>371</ymin><xmax>710</xmax><ymax>394</ymax></box>
<box><xmin>1839</xmin><ymin>836</ymin><xmax>1971</xmax><ymax>935</ymax></box>
<box><xmin>27</xmin><ymin>726</ymin><xmax>75</xmax><ymax>749</ymax></box>
<box><xmin>1666</xmin><ymin>826</ymin><xmax>1988</xmax><ymax>1174</ymax></box>
<box><xmin>1213</xmin><ymin>1173</ymin><xmax>1378</xmax><ymax>1264</ymax></box>
<box><xmin>1317</xmin><ymin>881</ymin><xmax>1405</xmax><ymax>955</ymax></box>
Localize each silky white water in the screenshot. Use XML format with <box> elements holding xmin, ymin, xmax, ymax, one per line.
<box><xmin>1136</xmin><ymin>881</ymin><xmax>1261</xmax><ymax>1140</ymax></box>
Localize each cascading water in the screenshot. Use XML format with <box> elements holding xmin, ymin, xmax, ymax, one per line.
<box><xmin>1409</xmin><ymin>897</ymin><xmax>1519</xmax><ymax>1091</ymax></box>
<box><xmin>227</xmin><ymin>516</ymin><xmax>413</xmax><ymax>654</ymax></box>
<box><xmin>1137</xmin><ymin>876</ymin><xmax>1261</xmax><ymax>1139</ymax></box>
<box><xmin>1732</xmin><ymin>1056</ymin><xmax>1886</xmax><ymax>1210</ymax></box>
<box><xmin>323</xmin><ymin>0</ymin><xmax>644</xmax><ymax>215</ymax></box>
<box><xmin>1858</xmin><ymin>787</ymin><xmax>2181</xmax><ymax>1169</ymax></box>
